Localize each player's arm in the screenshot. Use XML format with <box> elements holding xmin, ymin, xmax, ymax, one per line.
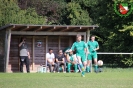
<box><xmin>84</xmin><ymin>48</ymin><xmax>87</xmax><ymax>53</ymax></box>
<box><xmin>71</xmin><ymin>43</ymin><xmax>75</xmax><ymax>52</ymax></box>
<box><xmin>84</xmin><ymin>42</ymin><xmax>89</xmax><ymax>54</ymax></box>
<box><xmin>66</xmin><ymin>54</ymin><xmax>71</xmax><ymax>63</ymax></box>
<box><xmin>94</xmin><ymin>42</ymin><xmax>99</xmax><ymax>51</ymax></box>
<box><xmin>94</xmin><ymin>46</ymin><xmax>99</xmax><ymax>51</ymax></box>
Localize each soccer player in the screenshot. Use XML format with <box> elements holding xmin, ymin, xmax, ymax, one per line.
<box><xmin>86</xmin><ymin>35</ymin><xmax>99</xmax><ymax>73</ymax></box>
<box><xmin>66</xmin><ymin>50</ymin><xmax>77</xmax><ymax>73</ymax></box>
<box><xmin>71</xmin><ymin>34</ymin><xmax>87</xmax><ymax>77</ymax></box>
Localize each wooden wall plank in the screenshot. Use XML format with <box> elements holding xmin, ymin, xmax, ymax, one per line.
<box><xmin>48</xmin><ymin>36</ymin><xmax>59</xmax><ymax>54</ymax></box>
<box><xmin>34</xmin><ymin>38</ymin><xmax>46</xmax><ymax>66</ymax></box>
<box><xmin>8</xmin><ymin>35</ymin><xmax>76</xmax><ymax>73</ymax></box>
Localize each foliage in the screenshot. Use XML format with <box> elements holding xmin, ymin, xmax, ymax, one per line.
<box><xmin>0</xmin><ymin>0</ymin><xmax>46</xmax><ymax>26</ymax></box>
<box><xmin>121</xmin><ymin>57</ymin><xmax>133</xmax><ymax>67</ymax></box>
<box><xmin>65</xmin><ymin>2</ymin><xmax>92</xmax><ymax>25</ymax></box>
<box><xmin>18</xmin><ymin>0</ymin><xmax>92</xmax><ymax>25</ymax></box>
<box><xmin>18</xmin><ymin>0</ymin><xmax>66</xmax><ymax>25</ymax></box>
<box><xmin>80</xmin><ymin>0</ymin><xmax>133</xmax><ymax>67</ymax></box>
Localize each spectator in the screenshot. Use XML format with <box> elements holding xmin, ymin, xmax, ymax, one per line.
<box><xmin>19</xmin><ymin>37</ymin><xmax>30</xmax><ymax>73</ymax></box>
<box><xmin>56</xmin><ymin>50</ymin><xmax>66</xmax><ymax>73</ymax></box>
<box><xmin>46</xmin><ymin>48</ymin><xmax>57</xmax><ymax>73</ymax></box>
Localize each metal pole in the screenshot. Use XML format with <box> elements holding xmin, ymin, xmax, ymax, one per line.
<box><xmin>86</xmin><ymin>29</ymin><xmax>92</xmax><ymax>73</ymax></box>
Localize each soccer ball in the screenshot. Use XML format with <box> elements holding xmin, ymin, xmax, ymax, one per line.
<box><xmin>97</xmin><ymin>60</ymin><xmax>103</xmax><ymax>66</ymax></box>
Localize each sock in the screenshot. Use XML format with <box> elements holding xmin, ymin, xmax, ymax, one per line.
<box><xmin>74</xmin><ymin>64</ymin><xmax>77</xmax><ymax>72</ymax></box>
<box><xmin>77</xmin><ymin>64</ymin><xmax>82</xmax><ymax>72</ymax></box>
<box><xmin>86</xmin><ymin>66</ymin><xmax>90</xmax><ymax>72</ymax></box>
<box><xmin>67</xmin><ymin>63</ymin><xmax>71</xmax><ymax>72</ymax></box>
<box><xmin>80</xmin><ymin>63</ymin><xmax>85</xmax><ymax>75</ymax></box>
<box><xmin>94</xmin><ymin>65</ymin><xmax>98</xmax><ymax>72</ymax></box>
<box><xmin>79</xmin><ymin>64</ymin><xmax>84</xmax><ymax>70</ymax></box>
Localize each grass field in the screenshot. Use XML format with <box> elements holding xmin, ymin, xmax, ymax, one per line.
<box><xmin>0</xmin><ymin>68</ymin><xmax>133</xmax><ymax>88</ymax></box>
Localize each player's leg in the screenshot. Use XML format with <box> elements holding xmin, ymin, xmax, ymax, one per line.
<box><xmin>81</xmin><ymin>54</ymin><xmax>87</xmax><ymax>70</ymax></box>
<box><xmin>77</xmin><ymin>55</ymin><xmax>84</xmax><ymax>70</ymax></box>
<box><xmin>81</xmin><ymin>54</ymin><xmax>87</xmax><ymax>77</ymax></box>
<box><xmin>93</xmin><ymin>53</ymin><xmax>98</xmax><ymax>72</ymax></box>
<box><xmin>67</xmin><ymin>63</ymin><xmax>71</xmax><ymax>72</ymax></box>
<box><xmin>76</xmin><ymin>55</ymin><xmax>85</xmax><ymax>77</ymax></box>
<box><xmin>77</xmin><ymin>64</ymin><xmax>82</xmax><ymax>72</ymax></box>
<box><xmin>76</xmin><ymin>54</ymin><xmax>83</xmax><ymax>66</ymax></box>
<box><xmin>67</xmin><ymin>63</ymin><xmax>72</xmax><ymax>73</ymax></box>
<box><xmin>82</xmin><ymin>61</ymin><xmax>87</xmax><ymax>75</ymax></box>
<box><xmin>74</xmin><ymin>63</ymin><xmax>77</xmax><ymax>73</ymax></box>
<box><xmin>86</xmin><ymin>60</ymin><xmax>91</xmax><ymax>72</ymax></box>
<box><xmin>86</xmin><ymin>54</ymin><xmax>92</xmax><ymax>72</ymax></box>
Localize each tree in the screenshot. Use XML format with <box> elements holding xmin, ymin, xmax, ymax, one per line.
<box><xmin>68</xmin><ymin>0</ymin><xmax>133</xmax><ymax>67</ymax></box>
<box><xmin>87</xmin><ymin>0</ymin><xmax>133</xmax><ymax>67</ymax></box>
<box><xmin>0</xmin><ymin>0</ymin><xmax>46</xmax><ymax>27</ymax></box>
<box><xmin>65</xmin><ymin>2</ymin><xmax>92</xmax><ymax>25</ymax></box>
<box><xmin>18</xmin><ymin>0</ymin><xmax>66</xmax><ymax>25</ymax></box>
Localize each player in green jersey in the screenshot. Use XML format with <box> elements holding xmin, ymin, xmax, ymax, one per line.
<box><xmin>86</xmin><ymin>35</ymin><xmax>99</xmax><ymax>73</ymax></box>
<box><xmin>66</xmin><ymin>49</ymin><xmax>77</xmax><ymax>73</ymax></box>
<box><xmin>71</xmin><ymin>34</ymin><xmax>87</xmax><ymax>77</ymax></box>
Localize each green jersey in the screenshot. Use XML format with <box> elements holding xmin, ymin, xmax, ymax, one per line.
<box><xmin>71</xmin><ymin>41</ymin><xmax>87</xmax><ymax>55</ymax></box>
<box><xmin>69</xmin><ymin>55</ymin><xmax>74</xmax><ymax>61</ymax></box>
<box><xmin>87</xmin><ymin>41</ymin><xmax>99</xmax><ymax>53</ymax></box>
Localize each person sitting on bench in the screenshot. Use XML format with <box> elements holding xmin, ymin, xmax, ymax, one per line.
<box><xmin>46</xmin><ymin>48</ymin><xmax>57</xmax><ymax>73</ymax></box>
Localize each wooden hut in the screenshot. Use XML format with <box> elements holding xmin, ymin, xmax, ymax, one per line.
<box><xmin>0</xmin><ymin>24</ymin><xmax>98</xmax><ymax>73</ymax></box>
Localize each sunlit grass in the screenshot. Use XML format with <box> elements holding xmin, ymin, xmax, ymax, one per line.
<box><xmin>0</xmin><ymin>68</ymin><xmax>133</xmax><ymax>88</ymax></box>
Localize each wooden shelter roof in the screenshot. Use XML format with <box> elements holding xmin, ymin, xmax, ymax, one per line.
<box><xmin>0</xmin><ymin>24</ymin><xmax>98</xmax><ymax>32</ymax></box>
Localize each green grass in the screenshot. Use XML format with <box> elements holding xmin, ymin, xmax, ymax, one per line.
<box><xmin>0</xmin><ymin>68</ymin><xmax>133</xmax><ymax>88</ymax></box>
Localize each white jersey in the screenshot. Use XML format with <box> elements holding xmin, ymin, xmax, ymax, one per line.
<box><xmin>46</xmin><ymin>53</ymin><xmax>55</xmax><ymax>62</ymax></box>
<box><xmin>73</xmin><ymin>54</ymin><xmax>79</xmax><ymax>63</ymax></box>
